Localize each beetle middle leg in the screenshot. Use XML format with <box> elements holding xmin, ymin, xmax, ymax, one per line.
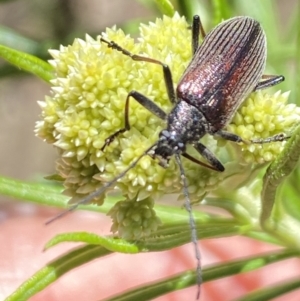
<box><xmin>216</xmin><ymin>74</ymin><xmax>288</xmax><ymax>144</ymax></box>
<box><xmin>182</xmin><ymin>130</ymin><xmax>288</xmax><ymax>173</ymax></box>
<box><xmin>214</xmin><ymin>130</ymin><xmax>289</xmax><ymax>146</ymax></box>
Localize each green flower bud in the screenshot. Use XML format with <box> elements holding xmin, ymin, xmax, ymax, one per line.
<box><xmin>108</xmin><ymin>197</ymin><xmax>162</xmax><ymax>240</ymax></box>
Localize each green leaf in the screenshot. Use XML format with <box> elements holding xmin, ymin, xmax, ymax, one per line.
<box><xmin>44</xmin><ymin>232</ymin><xmax>143</xmax><ymax>253</ymax></box>
<box><xmin>261</xmin><ymin>124</ymin><xmax>300</xmax><ymax>225</ymax></box>
<box><xmin>0</xmin><ymin>44</ymin><xmax>53</xmax><ymax>82</ymax></box>
<box><xmin>211</xmin><ymin>0</ymin><xmax>233</xmax><ymax>25</ymax></box>
<box><xmin>0</xmin><ymin>175</ymin><xmax>66</xmax><ymax>207</ymax></box>
<box><xmin>44</xmin><ymin>220</ymin><xmax>240</xmax><ymax>253</ymax></box>
<box><xmin>154</xmin><ymin>0</ymin><xmax>174</xmax><ymax>17</ymax></box>
<box><xmin>0</xmin><ymin>175</ymin><xmax>104</xmax><ymax>213</ymax></box>
<box><xmin>0</xmin><ymin>174</ymin><xmax>278</xmax><ymax>248</ymax></box>
<box><xmin>102</xmin><ymin>249</ymin><xmax>300</xmax><ymax>301</ymax></box>
<box><xmin>0</xmin><ymin>26</ymin><xmax>40</xmax><ymax>53</ymax></box>
<box><xmin>233</xmin><ymin>278</ymin><xmax>300</xmax><ymax>301</ymax></box>
<box><xmin>6</xmin><ymin>242</ymin><xmax>298</xmax><ymax>301</ymax></box>
<box><xmin>296</xmin><ymin>5</ymin><xmax>300</xmax><ymax>106</ymax></box>
<box><xmin>0</xmin><ymin>175</ymin><xmax>235</xmax><ymax>228</ymax></box>
<box><xmin>4</xmin><ymin>245</ymin><xmax>111</xmax><ymax>301</ymax></box>
<box><xmin>43</xmin><ymin>174</ymin><xmax>65</xmax><ymax>182</ymax></box>
<box><xmin>174</xmin><ymin>0</ymin><xmax>203</xmax><ymax>21</ymax></box>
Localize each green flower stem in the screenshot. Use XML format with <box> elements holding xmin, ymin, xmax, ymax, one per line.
<box><xmin>0</xmin><ymin>45</ymin><xmax>53</xmax><ymax>82</ymax></box>
<box><xmin>4</xmin><ymin>245</ymin><xmax>111</xmax><ymax>301</ymax></box>
<box><xmin>102</xmin><ymin>249</ymin><xmax>300</xmax><ymax>301</ymax></box>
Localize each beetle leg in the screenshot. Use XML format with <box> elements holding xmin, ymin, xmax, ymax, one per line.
<box><xmin>193</xmin><ymin>142</ymin><xmax>225</xmax><ymax>172</ymax></box>
<box><xmin>215</xmin><ymin>130</ymin><xmax>289</xmax><ymax>145</ymax></box>
<box><xmin>192</xmin><ymin>15</ymin><xmax>206</xmax><ymax>55</ymax></box>
<box><xmin>250</xmin><ymin>133</ymin><xmax>290</xmax><ymax>144</ymax></box>
<box><xmin>182</xmin><ymin>152</ymin><xmax>221</xmax><ymax>171</ymax></box>
<box><xmin>214</xmin><ymin>130</ymin><xmax>243</xmax><ymax>143</ymax></box>
<box><xmin>100</xmin><ymin>37</ymin><xmax>176</xmax><ymax>104</ymax></box>
<box><xmin>101</xmin><ymin>90</ymin><xmax>167</xmax><ymax>151</ymax></box>
<box><xmin>254</xmin><ymin>74</ymin><xmax>284</xmax><ymax>90</ymax></box>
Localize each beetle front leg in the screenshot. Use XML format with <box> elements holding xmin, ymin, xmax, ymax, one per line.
<box><xmin>101</xmin><ymin>91</ymin><xmax>167</xmax><ymax>151</ymax></box>
<box><xmin>100</xmin><ymin>37</ymin><xmax>176</xmax><ymax>105</ymax></box>
<box><xmin>193</xmin><ymin>142</ymin><xmax>225</xmax><ymax>172</ymax></box>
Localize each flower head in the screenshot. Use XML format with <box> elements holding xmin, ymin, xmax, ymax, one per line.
<box><xmin>35</xmin><ymin>13</ymin><xmax>298</xmax><ymax>238</ymax></box>
<box><xmin>228</xmin><ymin>90</ymin><xmax>300</xmax><ymax>163</ymax></box>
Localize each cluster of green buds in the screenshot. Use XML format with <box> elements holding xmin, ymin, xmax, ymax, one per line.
<box><xmin>35</xmin><ymin>13</ymin><xmax>300</xmax><ymax>239</ymax></box>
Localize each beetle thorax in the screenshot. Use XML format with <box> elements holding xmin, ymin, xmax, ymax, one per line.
<box><xmin>153</xmin><ymin>100</ymin><xmax>208</xmax><ymax>167</ymax></box>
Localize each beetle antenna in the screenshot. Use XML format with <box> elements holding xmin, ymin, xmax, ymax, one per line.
<box><xmin>45</xmin><ymin>143</ymin><xmax>157</xmax><ymax>225</ymax></box>
<box><xmin>175</xmin><ymin>154</ymin><xmax>201</xmax><ymax>299</ymax></box>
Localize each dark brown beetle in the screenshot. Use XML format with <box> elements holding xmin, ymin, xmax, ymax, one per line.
<box><xmin>48</xmin><ymin>16</ymin><xmax>287</xmax><ymax>299</ymax></box>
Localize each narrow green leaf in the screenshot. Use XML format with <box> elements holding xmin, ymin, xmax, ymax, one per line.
<box><xmin>0</xmin><ymin>175</ymin><xmax>106</xmax><ymax>213</ymax></box>
<box><xmin>6</xmin><ymin>242</ymin><xmax>298</xmax><ymax>301</ymax></box>
<box><xmin>44</xmin><ymin>232</ymin><xmax>143</xmax><ymax>253</ymax></box>
<box><xmin>0</xmin><ymin>26</ymin><xmax>40</xmax><ymax>53</ymax></box>
<box><xmin>211</xmin><ymin>0</ymin><xmax>233</xmax><ymax>25</ymax></box>
<box><xmin>233</xmin><ymin>278</ymin><xmax>300</xmax><ymax>301</ymax></box>
<box><xmin>261</xmin><ymin>124</ymin><xmax>300</xmax><ymax>224</ymax></box>
<box><xmin>0</xmin><ymin>175</ymin><xmax>234</xmax><ymax>226</ymax></box>
<box><xmin>44</xmin><ymin>221</ymin><xmax>240</xmax><ymax>253</ymax></box>
<box><xmin>4</xmin><ymin>245</ymin><xmax>111</xmax><ymax>301</ymax></box>
<box><xmin>43</xmin><ymin>174</ymin><xmax>65</xmax><ymax>181</ymax></box>
<box><xmin>0</xmin><ymin>45</ymin><xmax>53</xmax><ymax>82</ymax></box>
<box><xmin>296</xmin><ymin>5</ymin><xmax>300</xmax><ymax>104</ymax></box>
<box><xmin>154</xmin><ymin>0</ymin><xmax>175</xmax><ymax>17</ymax></box>
<box><xmin>102</xmin><ymin>249</ymin><xmax>300</xmax><ymax>301</ymax></box>
<box><xmin>175</xmin><ymin>0</ymin><xmax>203</xmax><ymax>21</ymax></box>
<box><xmin>0</xmin><ymin>175</ymin><xmax>66</xmax><ymax>207</ymax></box>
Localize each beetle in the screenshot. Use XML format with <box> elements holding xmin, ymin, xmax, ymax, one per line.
<box><xmin>100</xmin><ymin>15</ymin><xmax>285</xmax><ymax>171</ymax></box>
<box><xmin>47</xmin><ymin>15</ymin><xmax>287</xmax><ymax>298</ymax></box>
